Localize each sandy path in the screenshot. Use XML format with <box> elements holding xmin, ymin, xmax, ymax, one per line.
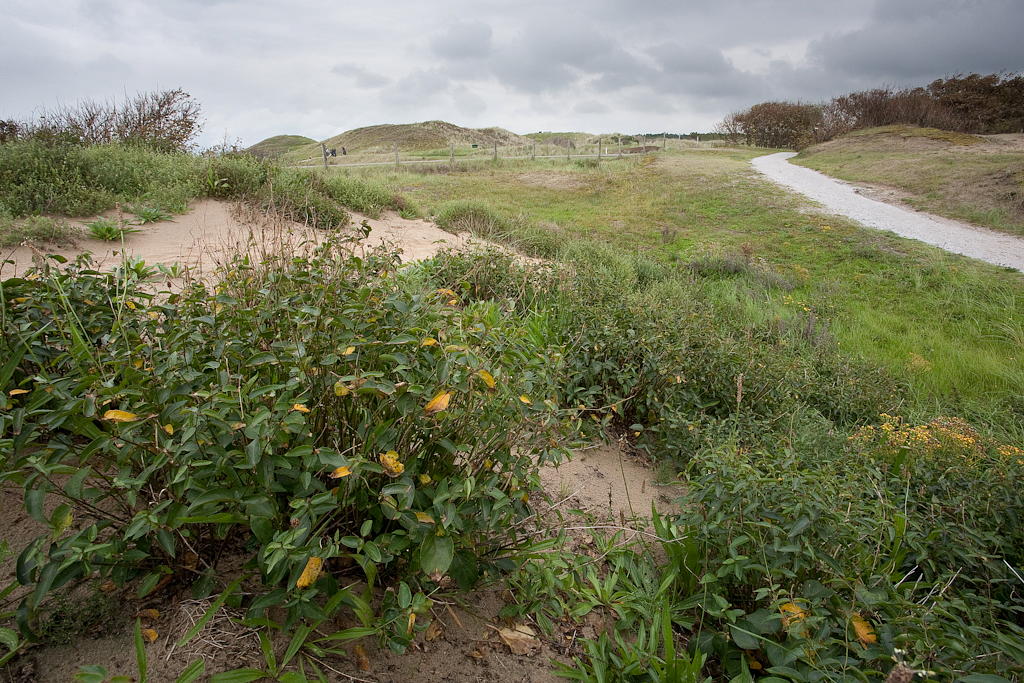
<box><xmin>752</xmin><ymin>152</ymin><xmax>1024</xmax><ymax>271</ymax></box>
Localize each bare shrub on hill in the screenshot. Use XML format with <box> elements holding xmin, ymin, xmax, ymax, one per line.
<box><xmin>7</xmin><ymin>89</ymin><xmax>202</xmax><ymax>152</ymax></box>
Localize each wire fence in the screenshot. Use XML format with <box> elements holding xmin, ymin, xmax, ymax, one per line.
<box><xmin>288</xmin><ymin>137</ymin><xmax>726</xmax><ymax>170</ymax></box>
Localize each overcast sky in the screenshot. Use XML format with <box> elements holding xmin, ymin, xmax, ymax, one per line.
<box><xmin>2</xmin><ymin>0</ymin><xmax>1022</xmax><ymax>147</ymax></box>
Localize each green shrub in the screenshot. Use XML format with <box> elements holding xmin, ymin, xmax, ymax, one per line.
<box><xmin>0</xmin><ymin>215</ymin><xmax>79</xmax><ymax>247</ymax></box>
<box><xmin>263</xmin><ymin>167</ymin><xmax>350</xmax><ymax>228</ymax></box>
<box><xmin>323</xmin><ymin>174</ymin><xmax>400</xmax><ymax>217</ymax></box>
<box><xmin>667</xmin><ymin>421</ymin><xmax>1024</xmax><ymax>679</ymax></box>
<box><xmin>85</xmin><ymin>217</ymin><xmax>141</xmax><ymax>241</ymax></box>
<box><xmin>434</xmin><ymin>199</ymin><xmax>507</xmax><ymax>238</ymax></box>
<box><xmin>199</xmin><ymin>154</ymin><xmax>270</xmax><ymax>199</ymax></box>
<box><xmin>0</xmin><ymin>237</ymin><xmax>565</xmax><ymax>652</ymax></box>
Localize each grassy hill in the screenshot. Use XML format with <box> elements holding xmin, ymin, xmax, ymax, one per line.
<box><xmin>281</xmin><ymin>121</ymin><xmax>530</xmax><ymax>162</ymax></box>
<box><xmin>245</xmin><ymin>134</ymin><xmax>317</xmax><ymax>159</ymax></box>
<box><xmin>794</xmin><ymin>125</ymin><xmax>1024</xmax><ymax>236</ymax></box>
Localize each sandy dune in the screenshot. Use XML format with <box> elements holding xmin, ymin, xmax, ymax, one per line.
<box><xmin>1</xmin><ymin>200</ymin><xmax>474</xmax><ymax>280</ymax></box>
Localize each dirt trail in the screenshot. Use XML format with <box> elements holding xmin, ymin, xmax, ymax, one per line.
<box><xmin>752</xmin><ymin>152</ymin><xmax>1024</xmax><ymax>271</ymax></box>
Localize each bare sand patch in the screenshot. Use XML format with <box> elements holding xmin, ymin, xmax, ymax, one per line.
<box><xmin>2</xmin><ymin>201</ymin><xmax>481</xmax><ymax>281</ymax></box>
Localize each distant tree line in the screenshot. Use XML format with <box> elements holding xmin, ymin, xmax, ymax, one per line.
<box><xmin>718</xmin><ymin>72</ymin><xmax>1024</xmax><ymax>149</ymax></box>
<box><xmin>0</xmin><ymin>89</ymin><xmax>202</xmax><ymax>153</ymax></box>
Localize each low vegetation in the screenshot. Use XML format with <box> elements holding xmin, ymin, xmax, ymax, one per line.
<box><xmin>0</xmin><ymin>215</ymin><xmax>78</xmax><ymax>248</ymax></box>
<box><xmin>2</xmin><ymin>91</ymin><xmax>1023</xmax><ymax>681</ymax></box>
<box><xmin>794</xmin><ymin>125</ymin><xmax>1024</xmax><ymax>235</ymax></box>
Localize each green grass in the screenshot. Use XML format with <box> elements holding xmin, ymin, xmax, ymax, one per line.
<box><xmin>335</xmin><ymin>150</ymin><xmax>1024</xmax><ymax>434</ymax></box>
<box><xmin>794</xmin><ymin>126</ymin><xmax>1024</xmax><ymax>236</ymax></box>
<box><xmin>0</xmin><ymin>215</ymin><xmax>79</xmax><ymax>247</ymax></box>
<box><xmin>245</xmin><ymin>134</ymin><xmax>316</xmax><ymax>159</ymax></box>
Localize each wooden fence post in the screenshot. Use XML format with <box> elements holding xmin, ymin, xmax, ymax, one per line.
<box><xmin>450</xmin><ymin>142</ymin><xmax>455</xmax><ymax>169</ymax></box>
<box><xmin>321</xmin><ymin>143</ymin><xmax>328</xmax><ymax>170</ymax></box>
<box><xmin>597</xmin><ymin>137</ymin><xmax>602</xmax><ymax>162</ymax></box>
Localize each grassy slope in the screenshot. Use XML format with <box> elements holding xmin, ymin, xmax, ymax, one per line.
<box><xmin>337</xmin><ymin>150</ymin><xmax>1024</xmax><ymax>432</ymax></box>
<box><xmin>793</xmin><ymin>125</ymin><xmax>1024</xmax><ymax>236</ymax></box>
<box><xmin>246</xmin><ymin>134</ymin><xmax>316</xmax><ymax>159</ymax></box>
<box><xmin>283</xmin><ymin>121</ymin><xmax>530</xmax><ymax>163</ymax></box>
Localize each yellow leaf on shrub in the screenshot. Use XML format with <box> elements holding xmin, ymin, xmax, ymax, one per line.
<box><xmin>424</xmin><ymin>391</ymin><xmax>451</xmax><ymax>414</ymax></box>
<box><xmin>421</xmin><ymin>338</ymin><xmax>438</xmax><ymax>347</ymax></box>
<box><xmin>162</xmin><ymin>424</ymin><xmax>174</xmax><ymax>435</ymax></box>
<box><xmin>344</xmin><ymin>346</ymin><xmax>356</xmax><ymax>356</ymax></box>
<box><xmin>851</xmin><ymin>613</ymin><xmax>877</xmax><ymax>646</ymax></box>
<box><xmin>8</xmin><ymin>389</ymin><xmax>29</xmax><ymax>396</ymax></box>
<box><xmin>415</xmin><ymin>511</ymin><xmax>436</xmax><ymax>524</ymax></box>
<box><xmin>330</xmin><ymin>466</ymin><xmax>352</xmax><ymax>479</ymax></box>
<box><xmin>133</xmin><ymin>359</ymin><xmax>144</xmax><ymax>369</ymax></box>
<box><xmin>292</xmin><ymin>403</ymin><xmax>310</xmax><ymax>413</ymax></box>
<box><xmin>125</xmin><ymin>301</ymin><xmax>137</xmax><ymax>310</ymax></box>
<box><xmin>296</xmin><ymin>557</ymin><xmax>323</xmax><ymax>588</ymax></box>
<box><xmin>478</xmin><ymin>370</ymin><xmax>496</xmax><ymax>389</ymax></box>
<box><xmin>380</xmin><ymin>450</ymin><xmax>405</xmax><ymax>477</ymax></box>
<box><xmin>406</xmin><ymin>612</ymin><xmax>416</xmax><ymax>635</ymax></box>
<box><xmin>103</xmin><ymin>410</ymin><xmax>139</xmax><ymax>422</ymax></box>
<box><xmin>11</xmin><ymin>297</ymin><xmax>28</xmax><ymax>304</ymax></box>
<box><xmin>138</xmin><ymin>609</ymin><xmax>160</xmax><ymax>620</ymax></box>
<box><xmin>141</xmin><ymin>628</ymin><xmax>158</xmax><ymax>643</ymax></box>
<box><xmin>780</xmin><ymin>602</ymin><xmax>808</xmax><ymax>627</ymax></box>
<box><xmin>333</xmin><ymin>381</ymin><xmax>351</xmax><ymax>397</ymax></box>
<box><xmin>147</xmin><ymin>311</ymin><xmax>159</xmax><ymax>320</ymax></box>
<box><xmin>519</xmin><ymin>395</ymin><xmax>532</xmax><ymax>405</ymax></box>
<box><xmin>418</xmin><ymin>474</ymin><xmax>432</xmax><ymax>485</ymax></box>
<box><xmin>231</xmin><ymin>421</ymin><xmax>246</xmax><ymax>430</ymax></box>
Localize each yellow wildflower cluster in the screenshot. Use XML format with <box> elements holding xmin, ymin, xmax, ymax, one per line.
<box><xmin>849</xmin><ymin>414</ymin><xmax>1023</xmax><ymax>466</ymax></box>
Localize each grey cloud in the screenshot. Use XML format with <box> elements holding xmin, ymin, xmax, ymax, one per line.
<box><xmin>332</xmin><ymin>63</ymin><xmax>390</xmax><ymax>88</ymax></box>
<box><xmin>807</xmin><ymin>0</ymin><xmax>1024</xmax><ymax>83</ymax></box>
<box><xmin>431</xmin><ymin>21</ymin><xmax>493</xmax><ymax>60</ymax></box>
<box><xmin>574</xmin><ymin>100</ymin><xmax>609</xmax><ymax>115</ymax></box>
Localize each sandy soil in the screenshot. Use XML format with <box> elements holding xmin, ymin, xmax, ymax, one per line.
<box><xmin>3</xmin><ymin>202</ymin><xmax>673</xmax><ymax>681</ymax></box>
<box><xmin>1</xmin><ymin>200</ymin><xmax>474</xmax><ymax>281</ymax></box>
<box><xmin>752</xmin><ymin>152</ymin><xmax>1024</xmax><ymax>271</ymax></box>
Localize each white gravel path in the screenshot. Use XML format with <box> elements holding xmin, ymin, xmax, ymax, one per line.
<box><xmin>751</xmin><ymin>152</ymin><xmax>1024</xmax><ymax>271</ymax></box>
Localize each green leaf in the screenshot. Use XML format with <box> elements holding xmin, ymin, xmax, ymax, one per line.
<box><xmin>420</xmin><ymin>534</ymin><xmax>454</xmax><ymax>576</ymax></box>
<box><xmin>134</xmin><ymin>619</ymin><xmax>148</xmax><ymax>683</ymax></box>
<box><xmin>174</xmin><ymin>660</ymin><xmax>206</xmax><ymax>683</ymax></box>
<box><xmin>0</xmin><ymin>627</ymin><xmax>19</xmax><ymax>652</ymax></box>
<box><xmin>73</xmin><ymin>665</ymin><xmax>110</xmax><ymax>683</ymax></box>
<box><xmin>729</xmin><ymin>624</ymin><xmax>760</xmax><ymax>650</ymax></box>
<box><xmin>321</xmin><ymin>626</ymin><xmax>379</xmax><ymax>642</ymax></box>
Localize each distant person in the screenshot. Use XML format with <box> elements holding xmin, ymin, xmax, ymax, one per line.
<box><xmin>341</xmin><ymin>147</ymin><xmax>347</xmax><ymax>155</ymax></box>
